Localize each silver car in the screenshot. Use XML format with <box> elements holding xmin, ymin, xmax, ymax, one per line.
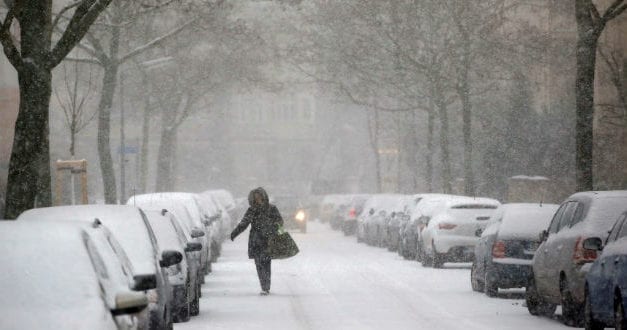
<box><xmin>527</xmin><ymin>190</ymin><xmax>627</xmax><ymax>326</ymax></box>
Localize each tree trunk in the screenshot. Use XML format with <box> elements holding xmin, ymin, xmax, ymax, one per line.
<box><xmin>4</xmin><ymin>67</ymin><xmax>52</xmax><ymax>218</ymax></box>
<box><xmin>457</xmin><ymin>47</ymin><xmax>475</xmax><ymax>196</ymax></box>
<box><xmin>139</xmin><ymin>75</ymin><xmax>151</xmax><ymax>193</ymax></box>
<box><xmin>372</xmin><ymin>109</ymin><xmax>382</xmax><ymax>193</ymax></box>
<box><xmin>574</xmin><ymin>1</ymin><xmax>601</xmax><ymax>192</ymax></box>
<box><xmin>156</xmin><ymin>125</ymin><xmax>176</xmax><ymax>192</ymax></box>
<box><xmin>426</xmin><ymin>107</ymin><xmax>434</xmax><ymax>193</ymax></box>
<box><xmin>97</xmin><ymin>63</ymin><xmax>120</xmax><ymax>203</ymax></box>
<box><xmin>4</xmin><ymin>2</ymin><xmax>53</xmax><ymax>219</ymax></box>
<box><xmin>435</xmin><ymin>91</ymin><xmax>452</xmax><ymax>194</ymax></box>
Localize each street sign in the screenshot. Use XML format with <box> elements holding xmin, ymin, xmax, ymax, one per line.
<box><xmin>118</xmin><ymin>145</ymin><xmax>139</xmax><ymax>155</ymax></box>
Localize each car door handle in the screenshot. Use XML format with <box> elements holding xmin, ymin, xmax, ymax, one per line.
<box><xmin>615</xmin><ymin>258</ymin><xmax>620</xmax><ymax>264</ymax></box>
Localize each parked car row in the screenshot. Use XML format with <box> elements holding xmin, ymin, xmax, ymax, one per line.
<box><xmin>315</xmin><ymin>190</ymin><xmax>627</xmax><ymax>328</ymax></box>
<box><xmin>0</xmin><ymin>189</ymin><xmax>238</xmax><ymax>330</ymax></box>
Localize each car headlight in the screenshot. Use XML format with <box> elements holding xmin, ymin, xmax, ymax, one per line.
<box><xmin>295</xmin><ymin>210</ymin><xmax>306</xmax><ymax>222</ymax></box>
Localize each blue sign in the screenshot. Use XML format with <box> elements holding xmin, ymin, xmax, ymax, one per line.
<box><xmin>118</xmin><ymin>145</ymin><xmax>139</xmax><ymax>155</ymax></box>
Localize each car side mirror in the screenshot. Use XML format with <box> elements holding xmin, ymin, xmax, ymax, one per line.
<box><xmin>160</xmin><ymin>250</ymin><xmax>183</xmax><ymax>268</ymax></box>
<box><xmin>475</xmin><ymin>228</ymin><xmax>483</xmax><ymax>237</ymax></box>
<box><xmin>369</xmin><ymin>209</ymin><xmax>374</xmax><ymax>216</ymax></box>
<box><xmin>132</xmin><ymin>274</ymin><xmax>157</xmax><ymax>291</ymax></box>
<box><xmin>112</xmin><ymin>292</ymin><xmax>149</xmax><ymax>316</ymax></box>
<box><xmin>582</xmin><ymin>237</ymin><xmax>603</xmax><ymax>251</ymax></box>
<box><xmin>191</xmin><ymin>228</ymin><xmax>205</xmax><ymax>238</ymax></box>
<box><xmin>185</xmin><ymin>242</ymin><xmax>203</xmax><ymax>252</ymax></box>
<box><xmin>539</xmin><ymin>230</ymin><xmax>549</xmax><ymax>242</ymax></box>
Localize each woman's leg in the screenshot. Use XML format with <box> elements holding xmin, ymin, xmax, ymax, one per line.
<box><xmin>255</xmin><ymin>256</ymin><xmax>271</xmax><ymax>292</ymax></box>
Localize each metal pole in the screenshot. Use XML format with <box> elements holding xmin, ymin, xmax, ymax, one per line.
<box><xmin>119</xmin><ymin>71</ymin><xmax>126</xmax><ymax>203</ymax></box>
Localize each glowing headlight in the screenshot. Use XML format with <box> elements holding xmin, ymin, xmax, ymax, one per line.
<box><xmin>295</xmin><ymin>210</ymin><xmax>306</xmax><ymax>222</ymax></box>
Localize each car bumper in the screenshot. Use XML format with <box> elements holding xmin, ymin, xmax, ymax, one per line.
<box><xmin>434</xmin><ymin>235</ymin><xmax>477</xmax><ymax>255</ymax></box>
<box><xmin>490</xmin><ymin>260</ymin><xmax>533</xmax><ymax>288</ymax></box>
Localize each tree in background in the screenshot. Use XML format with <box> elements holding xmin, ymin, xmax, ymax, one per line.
<box><xmin>0</xmin><ymin>0</ymin><xmax>112</xmax><ymax>219</ymax></box>
<box><xmin>53</xmin><ymin>61</ymin><xmax>98</xmax><ymax>158</ymax></box>
<box><xmin>574</xmin><ymin>0</ymin><xmax>626</xmax><ymax>191</ymax></box>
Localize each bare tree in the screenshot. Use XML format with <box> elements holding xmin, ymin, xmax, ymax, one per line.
<box><xmin>0</xmin><ymin>0</ymin><xmax>112</xmax><ymax>219</ymax></box>
<box><xmin>63</xmin><ymin>0</ymin><xmax>206</xmax><ymax>203</ymax></box>
<box><xmin>53</xmin><ymin>61</ymin><xmax>98</xmax><ymax>158</ymax></box>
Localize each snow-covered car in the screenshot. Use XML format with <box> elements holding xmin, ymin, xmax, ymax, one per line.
<box><xmin>471</xmin><ymin>203</ymin><xmax>558</xmax><ymax>297</ymax></box>
<box><xmin>527</xmin><ymin>190</ymin><xmax>627</xmax><ymax>326</ymax></box>
<box><xmin>357</xmin><ymin>194</ymin><xmax>406</xmax><ymax>246</ymax></box>
<box><xmin>383</xmin><ymin>195</ymin><xmax>421</xmax><ymax>252</ymax></box>
<box><xmin>195</xmin><ymin>192</ymin><xmax>228</xmax><ymax>260</ymax></box>
<box><xmin>398</xmin><ymin>194</ymin><xmax>462</xmax><ymax>260</ymax></box>
<box><xmin>318</xmin><ymin>194</ymin><xmax>345</xmax><ymax>223</ymax></box>
<box><xmin>128</xmin><ymin>193</ymin><xmax>214</xmax><ymax>276</ymax></box>
<box><xmin>420</xmin><ymin>197</ymin><xmax>501</xmax><ymax>268</ymax></box>
<box><xmin>144</xmin><ymin>210</ymin><xmax>198</xmax><ymax>323</ymax></box>
<box><xmin>584</xmin><ymin>210</ymin><xmax>627</xmax><ymax>329</ymax></box>
<box><xmin>134</xmin><ymin>203</ymin><xmax>205</xmax><ymax>317</ymax></box>
<box><xmin>202</xmin><ymin>189</ymin><xmax>237</xmax><ymax>226</ymax></box>
<box><xmin>0</xmin><ymin>220</ymin><xmax>149</xmax><ymax>330</ymax></box>
<box><xmin>326</xmin><ymin>195</ymin><xmax>356</xmax><ymax>231</ymax></box>
<box><xmin>18</xmin><ymin>205</ymin><xmax>182</xmax><ymax>330</ymax></box>
<box><xmin>339</xmin><ymin>195</ymin><xmax>370</xmax><ymax>236</ymax></box>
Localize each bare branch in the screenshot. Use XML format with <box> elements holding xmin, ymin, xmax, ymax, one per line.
<box><xmin>0</xmin><ymin>2</ymin><xmax>23</xmax><ymax>69</ymax></box>
<box><xmin>118</xmin><ymin>20</ymin><xmax>194</xmax><ymax>64</ymax></box>
<box><xmin>64</xmin><ymin>56</ymin><xmax>101</xmax><ymax>65</ymax></box>
<box><xmin>52</xmin><ymin>1</ymin><xmax>82</xmax><ymax>33</ymax></box>
<box><xmin>49</xmin><ymin>0</ymin><xmax>114</xmax><ymax>69</ymax></box>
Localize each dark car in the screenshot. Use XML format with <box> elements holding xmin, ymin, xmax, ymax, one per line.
<box><xmin>527</xmin><ymin>191</ymin><xmax>627</xmax><ymax>326</ymax></box>
<box><xmin>471</xmin><ymin>203</ymin><xmax>558</xmax><ymax>297</ymax></box>
<box><xmin>584</xmin><ymin>211</ymin><xmax>627</xmax><ymax>329</ymax></box>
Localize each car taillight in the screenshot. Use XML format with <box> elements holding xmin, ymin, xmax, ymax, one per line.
<box><xmin>492</xmin><ymin>241</ymin><xmax>506</xmax><ymax>259</ymax></box>
<box><xmin>438</xmin><ymin>223</ymin><xmax>457</xmax><ymax>230</ymax></box>
<box><xmin>349</xmin><ymin>208</ymin><xmax>356</xmax><ymax>219</ymax></box>
<box><xmin>573</xmin><ymin>236</ymin><xmax>597</xmax><ymax>264</ymax></box>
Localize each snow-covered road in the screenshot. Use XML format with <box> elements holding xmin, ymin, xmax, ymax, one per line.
<box><xmin>176</xmin><ymin>222</ymin><xmax>568</xmax><ymax>330</ymax></box>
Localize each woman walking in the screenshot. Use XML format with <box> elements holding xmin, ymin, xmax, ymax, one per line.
<box><xmin>230</xmin><ymin>187</ymin><xmax>283</xmax><ymax>295</ymax></box>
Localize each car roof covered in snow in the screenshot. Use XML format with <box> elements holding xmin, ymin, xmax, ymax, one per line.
<box><xmin>567</xmin><ymin>190</ymin><xmax>627</xmax><ymax>234</ymax></box>
<box><xmin>144</xmin><ymin>210</ymin><xmax>186</xmax><ymax>253</ymax></box>
<box><xmin>496</xmin><ymin>203</ymin><xmax>559</xmax><ymax>240</ymax></box>
<box><xmin>129</xmin><ymin>193</ymin><xmax>204</xmax><ymax>227</ymax></box>
<box><xmin>129</xmin><ymin>197</ymin><xmax>198</xmax><ymax>233</ymax></box>
<box><xmin>0</xmin><ymin>221</ymin><xmax>118</xmax><ymax>330</ymax></box>
<box><xmin>18</xmin><ymin>205</ymin><xmax>158</xmax><ymax>276</ymax></box>
<box><xmin>363</xmin><ymin>194</ymin><xmax>412</xmax><ymax>213</ymax></box>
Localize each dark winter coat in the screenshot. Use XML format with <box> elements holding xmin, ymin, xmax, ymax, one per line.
<box><xmin>230</xmin><ymin>187</ymin><xmax>283</xmax><ymax>259</ymax></box>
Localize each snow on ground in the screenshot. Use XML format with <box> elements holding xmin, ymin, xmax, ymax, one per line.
<box><xmin>176</xmin><ymin>222</ymin><xmax>568</xmax><ymax>330</ymax></box>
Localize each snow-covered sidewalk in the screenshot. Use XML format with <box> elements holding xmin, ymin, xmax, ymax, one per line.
<box><xmin>176</xmin><ymin>222</ymin><xmax>568</xmax><ymax>330</ymax></box>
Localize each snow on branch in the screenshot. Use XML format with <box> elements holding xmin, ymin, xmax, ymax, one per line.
<box><xmin>119</xmin><ymin>20</ymin><xmax>194</xmax><ymax>64</ymax></box>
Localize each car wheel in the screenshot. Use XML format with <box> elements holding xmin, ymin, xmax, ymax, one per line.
<box><xmin>616</xmin><ymin>293</ymin><xmax>626</xmax><ymax>330</ymax></box>
<box><xmin>484</xmin><ymin>269</ymin><xmax>498</xmax><ymax>298</ymax></box>
<box><xmin>471</xmin><ymin>262</ymin><xmax>485</xmax><ymax>292</ymax></box>
<box><xmin>561</xmin><ymin>279</ymin><xmax>584</xmax><ymax>327</ymax></box>
<box><xmin>584</xmin><ymin>287</ymin><xmax>604</xmax><ymax>330</ymax></box>
<box><xmin>415</xmin><ymin>243</ymin><xmax>423</xmax><ymax>262</ymax></box>
<box><xmin>432</xmin><ymin>243</ymin><xmax>444</xmax><ymax>268</ymax></box>
<box><xmin>526</xmin><ymin>277</ymin><xmax>556</xmax><ymax>317</ymax></box>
